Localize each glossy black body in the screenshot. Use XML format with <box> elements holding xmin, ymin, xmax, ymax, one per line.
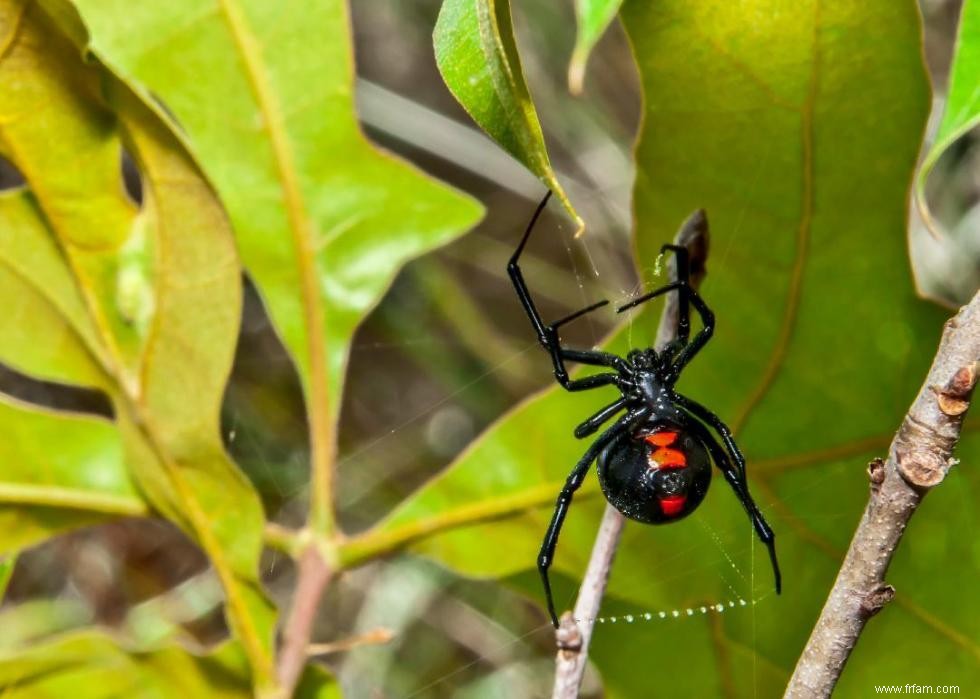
<box><xmin>509</xmin><ymin>193</ymin><xmax>781</xmax><ymax>628</ymax></box>
<box><xmin>597</xmin><ymin>422</ymin><xmax>711</xmax><ymax>524</ymax></box>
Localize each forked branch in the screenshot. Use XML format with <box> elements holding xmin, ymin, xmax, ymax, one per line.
<box><xmin>785</xmin><ymin>291</ymin><xmax>979</xmax><ymax>698</ymax></box>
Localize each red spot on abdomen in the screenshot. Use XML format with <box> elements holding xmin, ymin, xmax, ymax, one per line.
<box><xmin>645</xmin><ymin>431</ymin><xmax>687</xmax><ymax>470</ymax></box>
<box><xmin>660</xmin><ymin>495</ymin><xmax>687</xmax><ymax>517</ymax></box>
<box><xmin>650</xmin><ymin>447</ymin><xmax>686</xmax><ymax>468</ymax></box>
<box><xmin>645</xmin><ymin>431</ymin><xmax>678</xmax><ymax>447</ymax></box>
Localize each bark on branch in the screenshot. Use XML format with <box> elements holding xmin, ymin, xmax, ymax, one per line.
<box><xmin>277</xmin><ymin>545</ymin><xmax>332</xmax><ymax>696</ymax></box>
<box><xmin>552</xmin><ymin>211</ymin><xmax>710</xmax><ymax>698</ymax></box>
<box><xmin>785</xmin><ymin>290</ymin><xmax>980</xmax><ymax>698</ymax></box>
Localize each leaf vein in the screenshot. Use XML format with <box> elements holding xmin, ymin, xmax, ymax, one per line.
<box><xmin>215</xmin><ymin>0</ymin><xmax>335</xmax><ymax>534</ymax></box>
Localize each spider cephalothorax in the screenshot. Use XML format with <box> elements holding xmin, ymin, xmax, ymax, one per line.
<box><xmin>508</xmin><ymin>192</ymin><xmax>781</xmax><ymax>627</ymax></box>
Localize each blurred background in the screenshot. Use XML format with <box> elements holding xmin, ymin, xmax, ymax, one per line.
<box><xmin>0</xmin><ymin>0</ymin><xmax>976</xmax><ymax>696</ymax></box>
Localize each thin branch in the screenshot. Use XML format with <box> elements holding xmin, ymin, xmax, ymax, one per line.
<box><xmin>263</xmin><ymin>522</ymin><xmax>304</xmax><ymax>557</ymax></box>
<box><xmin>785</xmin><ymin>290</ymin><xmax>980</xmax><ymax>698</ymax></box>
<box><xmin>551</xmin><ymin>505</ymin><xmax>625</xmax><ymax>698</ymax></box>
<box><xmin>552</xmin><ymin>211</ymin><xmax>710</xmax><ymax>698</ymax></box>
<box><xmin>307</xmin><ymin>627</ymin><xmax>394</xmax><ymax>657</ymax></box>
<box><xmin>277</xmin><ymin>546</ymin><xmax>333</xmax><ymax>696</ymax></box>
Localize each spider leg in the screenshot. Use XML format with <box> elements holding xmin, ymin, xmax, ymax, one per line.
<box><xmin>574</xmin><ymin>397</ymin><xmax>628</xmax><ymax>438</ymax></box>
<box><xmin>668</xmin><ymin>286</ymin><xmax>714</xmax><ymax>376</ymax></box>
<box><xmin>672</xmin><ymin>393</ymin><xmax>746</xmax><ymax>484</ymax></box>
<box><xmin>555</xmin><ymin>345</ymin><xmax>632</xmax><ymax>393</ymax></box>
<box><xmin>615</xmin><ymin>244</ymin><xmax>692</xmax><ymax>349</ymax></box>
<box><xmin>551</xmin><ymin>299</ymin><xmax>610</xmax><ymax>329</ymax></box>
<box><xmin>539</xmin><ymin>408</ymin><xmax>648</xmax><ymax>627</ymax></box>
<box><xmin>550</xmin><ymin>300</ymin><xmax>632</xmax><ymax>374</ymax></box>
<box><xmin>683</xmin><ymin>414</ymin><xmax>781</xmax><ymax>595</ymax></box>
<box><xmin>617</xmin><ymin>281</ymin><xmax>714</xmax><ymax>381</ymax></box>
<box><xmin>616</xmin><ymin>281</ymin><xmax>684</xmax><ymax>313</ymax></box>
<box><xmin>660</xmin><ymin>244</ymin><xmax>691</xmax><ymax>345</ymax></box>
<box><xmin>561</xmin><ymin>373</ymin><xmax>621</xmax><ymax>392</ymax></box>
<box><xmin>508</xmin><ymin>193</ymin><xmax>630</xmax><ymax>388</ymax></box>
<box><xmin>560</xmin><ymin>348</ymin><xmax>631</xmax><ymax>374</ymax></box>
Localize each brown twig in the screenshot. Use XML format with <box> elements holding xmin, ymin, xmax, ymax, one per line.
<box><xmin>785</xmin><ymin>291</ymin><xmax>980</xmax><ymax>698</ymax></box>
<box><xmin>277</xmin><ymin>545</ymin><xmax>332</xmax><ymax>696</ymax></box>
<box><xmin>307</xmin><ymin>627</ymin><xmax>394</xmax><ymax>657</ymax></box>
<box><xmin>552</xmin><ymin>210</ymin><xmax>710</xmax><ymax>698</ymax></box>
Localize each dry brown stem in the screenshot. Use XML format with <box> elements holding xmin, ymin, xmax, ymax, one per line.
<box><xmin>785</xmin><ymin>292</ymin><xmax>979</xmax><ymax>698</ymax></box>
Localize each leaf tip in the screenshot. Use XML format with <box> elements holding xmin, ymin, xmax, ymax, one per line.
<box><xmin>546</xmin><ymin>181</ymin><xmax>583</xmax><ymax>238</ymax></box>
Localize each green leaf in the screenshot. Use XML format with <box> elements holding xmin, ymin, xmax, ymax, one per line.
<box><xmin>69</xmin><ymin>0</ymin><xmax>484</xmax><ymax>536</ymax></box>
<box><xmin>0</xmin><ymin>631</ymin><xmax>341</xmax><ymax>698</ymax></box>
<box><xmin>0</xmin><ymin>2</ymin><xmax>275</xmax><ymax>689</ymax></box>
<box><xmin>346</xmin><ymin>1</ymin><xmax>980</xmax><ymax>695</ymax></box>
<box><xmin>0</xmin><ymin>553</ymin><xmax>14</xmax><ymax>602</ymax></box>
<box><xmin>0</xmin><ymin>633</ymin><xmax>239</xmax><ymax>697</ymax></box>
<box><xmin>915</xmin><ymin>0</ymin><xmax>980</xmax><ymax>233</ymax></box>
<box><xmin>296</xmin><ymin>665</ymin><xmax>343</xmax><ymax>699</ymax></box>
<box><xmin>0</xmin><ymin>394</ymin><xmax>143</xmax><ymax>556</ymax></box>
<box><xmin>569</xmin><ymin>0</ymin><xmax>623</xmax><ymax>94</ymax></box>
<box><xmin>434</xmin><ymin>0</ymin><xmax>581</xmax><ymax>230</ymax></box>
<box><xmin>0</xmin><ymin>190</ymin><xmax>108</xmax><ymax>389</ymax></box>
<box><xmin>0</xmin><ymin>633</ymin><xmax>256</xmax><ymax>698</ymax></box>
<box><xmin>0</xmin><ymin>631</ymin><xmax>342</xmax><ymax>698</ymax></box>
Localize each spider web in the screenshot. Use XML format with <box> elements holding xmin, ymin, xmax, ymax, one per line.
<box><xmin>193</xmin><ymin>126</ymin><xmax>827</xmax><ymax>697</ymax></box>
<box><xmin>217</xmin><ymin>141</ymin><xmax>824</xmax><ymax>695</ymax></box>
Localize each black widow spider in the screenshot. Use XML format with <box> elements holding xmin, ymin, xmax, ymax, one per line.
<box><xmin>508</xmin><ymin>192</ymin><xmax>781</xmax><ymax>628</ymax></box>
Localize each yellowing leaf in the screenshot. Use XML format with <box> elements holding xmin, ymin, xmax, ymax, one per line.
<box><xmin>0</xmin><ymin>394</ymin><xmax>143</xmax><ymax>556</ymax></box>
<box><xmin>0</xmin><ymin>633</ymin><xmax>254</xmax><ymax>698</ymax></box>
<box><xmin>70</xmin><ymin>0</ymin><xmax>484</xmax><ymax>536</ymax></box>
<box><xmin>0</xmin><ymin>2</ymin><xmax>275</xmax><ymax>689</ymax></box>
<box><xmin>0</xmin><ymin>191</ymin><xmax>107</xmax><ymax>389</ymax></box>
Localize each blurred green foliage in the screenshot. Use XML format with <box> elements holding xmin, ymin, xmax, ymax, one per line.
<box><xmin>918</xmin><ymin>0</ymin><xmax>980</xmax><ymax>230</ymax></box>
<box><xmin>568</xmin><ymin>0</ymin><xmax>622</xmax><ymax>93</ymax></box>
<box><xmin>0</xmin><ymin>1</ymin><xmax>278</xmax><ymax>691</ymax></box>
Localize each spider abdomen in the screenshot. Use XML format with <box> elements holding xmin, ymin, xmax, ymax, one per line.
<box><xmin>597</xmin><ymin>423</ymin><xmax>711</xmax><ymax>524</ymax></box>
